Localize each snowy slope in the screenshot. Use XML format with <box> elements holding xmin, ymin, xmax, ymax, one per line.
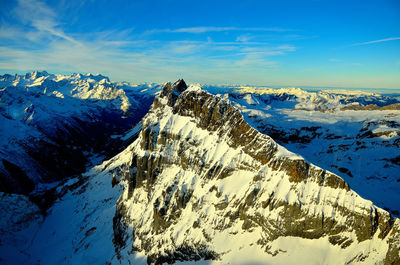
<box><xmin>0</xmin><ymin>163</ymin><xmax>128</xmax><ymax>264</ymax></box>
<box><xmin>110</xmin><ymin>80</ymin><xmax>400</xmax><ymax>264</ymax></box>
<box><xmin>0</xmin><ymin>71</ymin><xmax>158</xmax><ymax>195</ymax></box>
<box><xmin>1</xmin><ymin>76</ymin><xmax>399</xmax><ymax>265</ymax></box>
<box><xmin>219</xmin><ymin>87</ymin><xmax>400</xmax><ymax>216</ymax></box>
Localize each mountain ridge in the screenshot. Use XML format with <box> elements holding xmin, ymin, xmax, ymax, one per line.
<box><xmin>110</xmin><ymin>80</ymin><xmax>400</xmax><ymax>264</ymax></box>
<box><xmin>1</xmin><ymin>73</ymin><xmax>399</xmax><ymax>264</ymax></box>
<box><xmin>0</xmin><ymin>71</ymin><xmax>157</xmax><ymax>196</ymax></box>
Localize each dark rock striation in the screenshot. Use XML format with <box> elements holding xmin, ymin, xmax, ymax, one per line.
<box><xmin>112</xmin><ymin>80</ymin><xmax>400</xmax><ymax>264</ymax></box>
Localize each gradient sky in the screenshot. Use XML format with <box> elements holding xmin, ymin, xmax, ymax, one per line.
<box><xmin>0</xmin><ymin>0</ymin><xmax>399</xmax><ymax>89</ymax></box>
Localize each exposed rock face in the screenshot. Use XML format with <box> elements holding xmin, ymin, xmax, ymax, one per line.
<box><xmin>230</xmin><ymin>90</ymin><xmax>400</xmax><ymax>216</ymax></box>
<box><xmin>112</xmin><ymin>81</ymin><xmax>400</xmax><ymax>264</ymax></box>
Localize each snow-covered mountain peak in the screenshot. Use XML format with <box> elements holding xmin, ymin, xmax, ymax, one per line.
<box><xmin>2</xmin><ymin>75</ymin><xmax>399</xmax><ymax>265</ymax></box>
<box><xmin>0</xmin><ymin>72</ymin><xmax>133</xmax><ymax>112</ymax></box>
<box><xmin>186</xmin><ymin>83</ymin><xmax>203</xmax><ymax>92</ymax></box>
<box><xmin>25</xmin><ymin>70</ymin><xmax>50</xmax><ymax>80</ymax></box>
<box><xmin>0</xmin><ymin>71</ymin><xmax>159</xmax><ymax>197</ymax></box>
<box><xmin>84</xmin><ymin>73</ymin><xmax>110</xmax><ymax>82</ymax></box>
<box><xmin>231</xmin><ymin>85</ymin><xmax>400</xmax><ymax>112</ymax></box>
<box><xmin>321</xmin><ymin>89</ymin><xmax>379</xmax><ymax>96</ymax></box>
<box><xmin>235</xmin><ymin>86</ymin><xmax>306</xmax><ymax>96</ymax></box>
<box><xmin>109</xmin><ymin>80</ymin><xmax>400</xmax><ymax>264</ymax></box>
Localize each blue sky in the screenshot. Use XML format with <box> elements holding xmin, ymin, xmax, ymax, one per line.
<box><xmin>0</xmin><ymin>0</ymin><xmax>399</xmax><ymax>89</ymax></box>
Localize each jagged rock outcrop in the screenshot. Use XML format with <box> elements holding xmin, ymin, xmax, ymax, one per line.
<box><xmin>229</xmin><ymin>89</ymin><xmax>400</xmax><ymax>216</ymax></box>
<box><xmin>112</xmin><ymin>80</ymin><xmax>400</xmax><ymax>264</ymax></box>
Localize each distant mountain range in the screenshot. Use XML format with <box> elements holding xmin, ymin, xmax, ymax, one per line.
<box><xmin>1</xmin><ymin>72</ymin><xmax>399</xmax><ymax>264</ymax></box>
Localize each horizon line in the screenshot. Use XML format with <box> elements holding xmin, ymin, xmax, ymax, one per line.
<box><xmin>1</xmin><ymin>70</ymin><xmax>400</xmax><ymax>92</ymax></box>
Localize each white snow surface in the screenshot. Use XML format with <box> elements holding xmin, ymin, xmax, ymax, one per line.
<box><xmin>112</xmin><ymin>86</ymin><xmax>398</xmax><ymax>264</ymax></box>
<box><xmin>0</xmin><ymin>71</ymin><xmax>159</xmax><ymax>186</ymax></box>
<box><xmin>216</xmin><ymin>86</ymin><xmax>400</xmax><ymax>215</ymax></box>
<box><xmin>1</xmin><ymin>77</ymin><xmax>399</xmax><ymax>264</ymax></box>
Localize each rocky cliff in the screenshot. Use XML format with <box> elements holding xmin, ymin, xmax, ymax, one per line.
<box><xmin>110</xmin><ymin>80</ymin><xmax>400</xmax><ymax>264</ymax></box>
<box><xmin>228</xmin><ymin>89</ymin><xmax>400</xmax><ymax>216</ymax></box>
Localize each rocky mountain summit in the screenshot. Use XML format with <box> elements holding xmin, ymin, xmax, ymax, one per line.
<box><xmin>109</xmin><ymin>80</ymin><xmax>400</xmax><ymax>264</ymax></box>
<box><xmin>226</xmin><ymin>88</ymin><xmax>400</xmax><ymax>215</ymax></box>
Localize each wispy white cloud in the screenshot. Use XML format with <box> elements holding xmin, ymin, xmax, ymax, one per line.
<box><xmin>145</xmin><ymin>26</ymin><xmax>290</xmax><ymax>34</ymax></box>
<box><xmin>236</xmin><ymin>34</ymin><xmax>253</xmax><ymax>42</ymax></box>
<box><xmin>352</xmin><ymin>37</ymin><xmax>400</xmax><ymax>46</ymax></box>
<box><xmin>13</xmin><ymin>0</ymin><xmax>81</xmax><ymax>45</ymax></box>
<box><xmin>0</xmin><ymin>0</ymin><xmax>297</xmax><ymax>83</ymax></box>
<box><xmin>0</xmin><ymin>36</ymin><xmax>295</xmax><ymax>83</ymax></box>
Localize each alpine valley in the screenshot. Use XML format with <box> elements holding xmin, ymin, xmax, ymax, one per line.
<box><xmin>1</xmin><ymin>72</ymin><xmax>399</xmax><ymax>265</ymax></box>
